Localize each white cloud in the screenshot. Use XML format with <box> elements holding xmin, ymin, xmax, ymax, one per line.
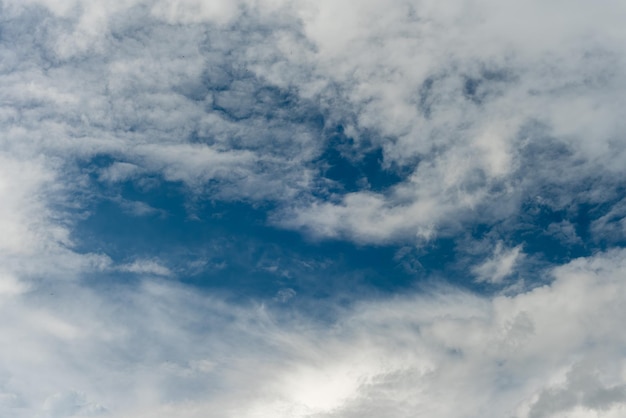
<box><xmin>0</xmin><ymin>155</ymin><xmax>59</xmax><ymax>256</ymax></box>
<box><xmin>0</xmin><ymin>273</ymin><xmax>30</xmax><ymax>297</ymax></box>
<box><xmin>0</xmin><ymin>152</ymin><xmax>112</xmax><ymax>289</ymax></box>
<box><xmin>0</xmin><ymin>250</ymin><xmax>625</xmax><ymax>417</ymax></box>
<box><xmin>274</xmin><ymin>0</ymin><xmax>626</xmax><ymax>242</ymax></box>
<box><xmin>472</xmin><ymin>242</ymin><xmax>523</xmax><ymax>284</ymax></box>
<box><xmin>98</xmin><ymin>162</ymin><xmax>140</xmax><ymax>184</ymax></box>
<box><xmin>0</xmin><ymin>0</ymin><xmax>624</xmax><ymax>244</ymax></box>
<box><xmin>118</xmin><ymin>259</ymin><xmax>172</xmax><ymax>277</ymax></box>
<box><xmin>40</xmin><ymin>391</ymin><xmax>106</xmax><ymax>418</ymax></box>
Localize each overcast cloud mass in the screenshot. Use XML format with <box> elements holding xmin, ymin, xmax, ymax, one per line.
<box><xmin>1</xmin><ymin>0</ymin><xmax>626</xmax><ymax>416</ymax></box>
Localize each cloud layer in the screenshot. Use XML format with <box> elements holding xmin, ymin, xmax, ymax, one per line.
<box><xmin>1</xmin><ymin>250</ymin><xmax>626</xmax><ymax>417</ymax></box>
<box><xmin>1</xmin><ymin>1</ymin><xmax>626</xmax><ymax>417</ymax></box>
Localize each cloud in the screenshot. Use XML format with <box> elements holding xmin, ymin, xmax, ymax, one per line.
<box><xmin>271</xmin><ymin>0</ymin><xmax>626</xmax><ymax>243</ymax></box>
<box><xmin>0</xmin><ymin>249</ymin><xmax>624</xmax><ymax>417</ymax></box>
<box><xmin>1</xmin><ymin>0</ymin><xmax>625</xmax><ymax>247</ymax></box>
<box><xmin>117</xmin><ymin>259</ymin><xmax>172</xmax><ymax>277</ymax></box>
<box><xmin>1</xmin><ymin>1</ymin><xmax>626</xmax><ymax>417</ymax></box>
<box><xmin>0</xmin><ymin>156</ymin><xmax>60</xmax><ymax>256</ymax></box>
<box><xmin>519</xmin><ymin>362</ymin><xmax>626</xmax><ymax>418</ymax></box>
<box><xmin>40</xmin><ymin>391</ymin><xmax>106</xmax><ymax>418</ymax></box>
<box><xmin>472</xmin><ymin>242</ymin><xmax>524</xmax><ymax>284</ymax></box>
<box><xmin>591</xmin><ymin>197</ymin><xmax>626</xmax><ymax>243</ymax></box>
<box><xmin>0</xmin><ymin>151</ymin><xmax>111</xmax><ymax>290</ymax></box>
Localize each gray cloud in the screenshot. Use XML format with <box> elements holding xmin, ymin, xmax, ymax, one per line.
<box><xmin>525</xmin><ymin>361</ymin><xmax>626</xmax><ymax>418</ymax></box>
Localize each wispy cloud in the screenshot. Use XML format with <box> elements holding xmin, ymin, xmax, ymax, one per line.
<box><xmin>117</xmin><ymin>259</ymin><xmax>172</xmax><ymax>277</ymax></box>
<box><xmin>472</xmin><ymin>242</ymin><xmax>523</xmax><ymax>284</ymax></box>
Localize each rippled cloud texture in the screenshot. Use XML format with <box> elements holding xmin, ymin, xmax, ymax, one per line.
<box><xmin>1</xmin><ymin>0</ymin><xmax>626</xmax><ymax>417</ymax></box>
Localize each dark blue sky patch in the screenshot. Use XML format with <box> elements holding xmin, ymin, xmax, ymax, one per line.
<box><xmin>316</xmin><ymin>125</ymin><xmax>403</xmax><ymax>194</ymax></box>
<box><xmin>72</xmin><ymin>145</ymin><xmax>626</xmax><ymax>305</ymax></box>
<box><xmin>512</xmin><ymin>201</ymin><xmax>589</xmax><ymax>262</ymax></box>
<box><xmin>71</xmin><ymin>166</ymin><xmax>419</xmax><ymax>304</ymax></box>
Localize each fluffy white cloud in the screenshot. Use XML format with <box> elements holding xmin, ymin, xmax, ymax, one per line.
<box><xmin>1</xmin><ymin>0</ymin><xmax>625</xmax><ymax>243</ymax></box>
<box><xmin>273</xmin><ymin>0</ymin><xmax>626</xmax><ymax>242</ymax></box>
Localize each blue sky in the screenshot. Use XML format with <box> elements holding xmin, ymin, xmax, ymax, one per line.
<box><xmin>2</xmin><ymin>0</ymin><xmax>626</xmax><ymax>417</ymax></box>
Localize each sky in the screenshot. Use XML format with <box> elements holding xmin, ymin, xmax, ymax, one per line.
<box><xmin>1</xmin><ymin>0</ymin><xmax>626</xmax><ymax>417</ymax></box>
